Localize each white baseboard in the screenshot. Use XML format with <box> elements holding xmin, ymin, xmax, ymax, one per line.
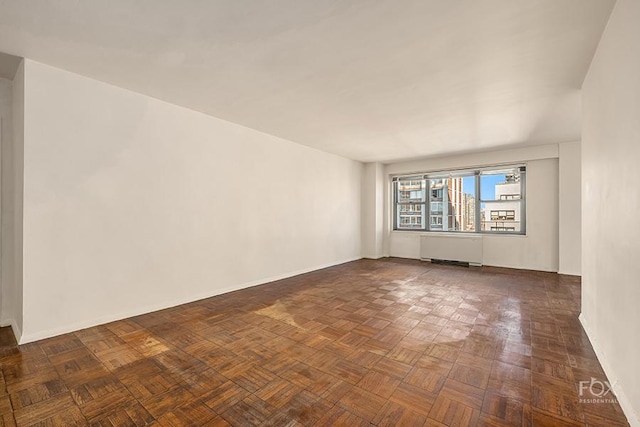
<box><xmin>579</xmin><ymin>313</ymin><xmax>639</xmax><ymax>427</ymax></box>
<box><xmin>18</xmin><ymin>257</ymin><xmax>362</xmax><ymax>344</ymax></box>
<box><xmin>558</xmin><ymin>269</ymin><xmax>581</xmax><ymax>277</ymax></box>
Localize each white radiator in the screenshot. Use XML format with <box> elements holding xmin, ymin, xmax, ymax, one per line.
<box><xmin>420</xmin><ymin>234</ymin><xmax>483</xmax><ymax>266</ymax></box>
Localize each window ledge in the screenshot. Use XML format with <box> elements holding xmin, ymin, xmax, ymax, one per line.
<box><xmin>391</xmin><ymin>230</ymin><xmax>527</xmax><ymax>237</ymax></box>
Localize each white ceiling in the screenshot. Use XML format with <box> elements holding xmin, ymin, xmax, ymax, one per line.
<box><xmin>0</xmin><ymin>0</ymin><xmax>615</xmax><ymax>162</ymax></box>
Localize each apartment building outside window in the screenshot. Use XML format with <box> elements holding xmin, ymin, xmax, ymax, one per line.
<box><xmin>395</xmin><ymin>179</ymin><xmax>426</xmax><ymax>230</ymax></box>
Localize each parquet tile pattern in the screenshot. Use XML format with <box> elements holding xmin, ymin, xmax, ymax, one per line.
<box><xmin>0</xmin><ymin>258</ymin><xmax>630</xmax><ymax>426</ymax></box>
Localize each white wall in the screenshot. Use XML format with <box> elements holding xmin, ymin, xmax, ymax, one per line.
<box><xmin>558</xmin><ymin>141</ymin><xmax>581</xmax><ymax>275</ymax></box>
<box><xmin>19</xmin><ymin>60</ymin><xmax>362</xmax><ymax>343</ymax></box>
<box><xmin>1</xmin><ymin>63</ymin><xmax>24</xmax><ymax>340</ymax></box>
<box><xmin>0</xmin><ymin>78</ymin><xmax>9</xmax><ymax>323</ymax></box>
<box><xmin>581</xmin><ymin>0</ymin><xmax>640</xmax><ymax>424</ymax></box>
<box><xmin>384</xmin><ymin>144</ymin><xmax>559</xmax><ymax>272</ymax></box>
<box><xmin>361</xmin><ymin>162</ymin><xmax>384</xmax><ymax>259</ymax></box>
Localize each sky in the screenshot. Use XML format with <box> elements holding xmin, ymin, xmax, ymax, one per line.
<box><xmin>462</xmin><ymin>174</ymin><xmax>506</xmax><ymax>200</ymax></box>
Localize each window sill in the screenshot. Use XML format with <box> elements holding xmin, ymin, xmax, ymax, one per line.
<box><xmin>391</xmin><ymin>230</ymin><xmax>527</xmax><ymax>237</ymax></box>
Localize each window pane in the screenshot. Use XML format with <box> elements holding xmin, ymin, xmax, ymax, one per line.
<box><xmin>396</xmin><ymin>204</ymin><xmax>425</xmax><ymax>230</ymax></box>
<box><xmin>481</xmin><ymin>202</ymin><xmax>522</xmax><ymax>232</ymax></box>
<box><xmin>395</xmin><ymin>179</ymin><xmax>427</xmax><ymax>230</ymax></box>
<box><xmin>429</xmin><ymin>179</ymin><xmax>445</xmax><ymax>230</ymax></box>
<box><xmin>428</xmin><ymin>176</ymin><xmax>475</xmax><ymax>231</ymax></box>
<box><xmin>480</xmin><ymin>168</ymin><xmax>523</xmax><ymax>232</ymax></box>
<box><xmin>480</xmin><ymin>169</ymin><xmax>521</xmax><ymax>201</ymax></box>
<box><xmin>397</xmin><ymin>179</ymin><xmax>425</xmax><ymax>202</ymax></box>
<box><xmin>461</xmin><ymin>176</ymin><xmax>476</xmax><ymax>232</ymax></box>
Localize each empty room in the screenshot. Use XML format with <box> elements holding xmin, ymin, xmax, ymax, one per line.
<box><xmin>0</xmin><ymin>0</ymin><xmax>638</xmax><ymax>426</ymax></box>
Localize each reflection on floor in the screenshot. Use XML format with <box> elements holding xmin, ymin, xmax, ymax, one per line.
<box><xmin>0</xmin><ymin>258</ymin><xmax>630</xmax><ymax>426</ymax></box>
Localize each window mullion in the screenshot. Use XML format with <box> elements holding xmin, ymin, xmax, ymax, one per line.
<box><xmin>475</xmin><ymin>173</ymin><xmax>481</xmax><ymax>233</ymax></box>
<box><xmin>425</xmin><ymin>179</ymin><xmax>430</xmax><ymax>231</ymax></box>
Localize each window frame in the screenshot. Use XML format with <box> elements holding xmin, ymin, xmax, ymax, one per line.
<box><xmin>393</xmin><ymin>177</ymin><xmax>427</xmax><ymax>231</ymax></box>
<box><xmin>392</xmin><ymin>164</ymin><xmax>526</xmax><ymax>235</ymax></box>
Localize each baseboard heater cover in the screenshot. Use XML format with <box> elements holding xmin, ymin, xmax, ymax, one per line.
<box><xmin>420</xmin><ymin>234</ymin><xmax>483</xmax><ymax>267</ymax></box>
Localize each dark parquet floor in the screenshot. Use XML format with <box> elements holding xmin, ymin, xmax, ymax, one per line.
<box><xmin>0</xmin><ymin>258</ymin><xmax>630</xmax><ymax>426</ymax></box>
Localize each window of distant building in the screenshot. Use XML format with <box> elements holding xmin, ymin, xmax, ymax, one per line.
<box><xmin>393</xmin><ymin>165</ymin><xmax>526</xmax><ymax>234</ymax></box>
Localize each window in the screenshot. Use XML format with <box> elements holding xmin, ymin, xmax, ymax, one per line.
<box><xmin>499</xmin><ymin>194</ymin><xmax>520</xmax><ymax>200</ymax></box>
<box><xmin>490</xmin><ymin>210</ymin><xmax>515</xmax><ymax>220</ymax></box>
<box><xmin>430</xmin><ymin>202</ymin><xmax>443</xmax><ymax>213</ymax></box>
<box><xmin>479</xmin><ymin>167</ymin><xmax>525</xmax><ymax>233</ymax></box>
<box><xmin>394</xmin><ymin>179</ymin><xmax>426</xmax><ymax>230</ymax></box>
<box><xmin>491</xmin><ymin>226</ymin><xmax>516</xmax><ymax>231</ymax></box>
<box><xmin>393</xmin><ymin>165</ymin><xmax>525</xmax><ymax>234</ymax></box>
<box><xmin>425</xmin><ymin>176</ymin><xmax>475</xmax><ymax>232</ymax></box>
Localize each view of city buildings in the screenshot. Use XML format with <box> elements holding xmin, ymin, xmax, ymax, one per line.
<box><xmin>396</xmin><ymin>177</ymin><xmax>472</xmax><ymax>231</ymax></box>
<box><xmin>428</xmin><ymin>178</ymin><xmax>470</xmax><ymax>231</ymax></box>
<box><xmin>480</xmin><ymin>173</ymin><xmax>522</xmax><ymax>232</ymax></box>
<box><xmin>465</xmin><ymin>194</ymin><xmax>476</xmax><ymax>230</ymax></box>
<box><xmin>396</xmin><ymin>172</ymin><xmax>522</xmax><ymax>232</ymax></box>
<box><xmin>396</xmin><ymin>179</ymin><xmax>426</xmax><ymax>229</ymax></box>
